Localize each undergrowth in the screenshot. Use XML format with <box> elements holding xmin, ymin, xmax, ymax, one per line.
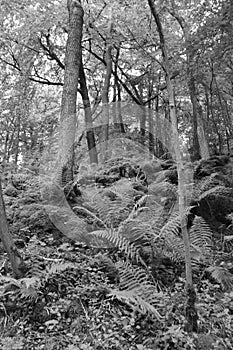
<box><xmin>1</xmin><ymin>156</ymin><xmax>233</xmax><ymax>349</ymax></box>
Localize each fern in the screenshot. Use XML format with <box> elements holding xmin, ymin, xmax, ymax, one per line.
<box><xmin>160</xmin><ymin>212</ymin><xmax>181</xmax><ymax>239</ymax></box>
<box><xmin>189</xmin><ymin>217</ymin><xmax>213</xmax><ymax>261</ymax></box>
<box><xmin>199</xmin><ymin>185</ymin><xmax>233</xmax><ymax>200</ymax></box>
<box><xmin>149</xmin><ymin>181</ymin><xmax>177</xmax><ymax>205</ymax></box>
<box><xmin>89</xmin><ymin>185</ymin><xmax>134</xmax><ymax>228</ymax></box>
<box><xmin>193</xmin><ymin>173</ymin><xmax>227</xmax><ymax>200</ymax></box>
<box><xmin>88</xmin><ymin>229</ymin><xmax>144</xmax><ymax>264</ymax></box>
<box><xmin>108</xmin><ymin>263</ymin><xmax>163</xmax><ymax>320</ymax></box>
<box><xmin>160</xmin><ymin>212</ymin><xmax>213</xmax><ymax>264</ymax></box>
<box><xmin>0</xmin><ymin>275</ymin><xmax>41</xmax><ymax>300</ymax></box>
<box><xmin>0</xmin><ymin>262</ymin><xmax>76</xmax><ymax>300</ymax></box>
<box><xmin>108</xmin><ymin>289</ymin><xmax>163</xmax><ymax>320</ymax></box>
<box><xmin>45</xmin><ymin>262</ymin><xmax>76</xmax><ymax>276</ymax></box>
<box><xmin>117</xmin><ymin>263</ymin><xmax>152</xmax><ymax>290</ymax></box>
<box><xmin>117</xmin><ymin>218</ymin><xmax>157</xmax><ymax>253</ymax></box>
<box><xmin>207</xmin><ymin>265</ymin><xmax>233</xmax><ymax>291</ymax></box>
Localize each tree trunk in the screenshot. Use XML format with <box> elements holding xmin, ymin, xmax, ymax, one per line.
<box><xmin>99</xmin><ymin>9</ymin><xmax>113</xmax><ymax>162</ymax></box>
<box><xmin>115</xmin><ymin>55</ymin><xmax>125</xmax><ymax>133</ymax></box>
<box><xmin>41</xmin><ymin>0</ymin><xmax>89</xmax><ymax>242</ymax></box>
<box><xmin>148</xmin><ymin>80</ymin><xmax>155</xmax><ymax>158</ymax></box>
<box><xmin>197</xmin><ymin>104</ymin><xmax>210</xmax><ymax>159</ymax></box>
<box><xmin>99</xmin><ymin>46</ymin><xmax>112</xmax><ymax>162</ymax></box>
<box><xmin>0</xmin><ymin>176</ymin><xmax>24</xmax><ymax>278</ymax></box>
<box><xmin>188</xmin><ymin>76</ymin><xmax>201</xmax><ymax>160</ymax></box>
<box><xmin>148</xmin><ymin>0</ymin><xmax>198</xmax><ymax>332</ymax></box>
<box><xmin>55</xmin><ymin>0</ymin><xmax>84</xmax><ymax>185</ymax></box>
<box><xmin>169</xmin><ymin>3</ymin><xmax>205</xmax><ymax>160</ymax></box>
<box><xmin>113</xmin><ymin>48</ymin><xmax>125</xmax><ymax>134</ymax></box>
<box><xmin>79</xmin><ymin>59</ymin><xmax>98</xmax><ymax>164</ymax></box>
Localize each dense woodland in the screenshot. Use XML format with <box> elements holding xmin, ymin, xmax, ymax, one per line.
<box><xmin>0</xmin><ymin>0</ymin><xmax>233</xmax><ymax>349</ymax></box>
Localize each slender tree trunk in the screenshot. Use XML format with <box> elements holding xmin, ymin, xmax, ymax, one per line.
<box><xmin>148</xmin><ymin>83</ymin><xmax>155</xmax><ymax>158</ymax></box>
<box><xmin>14</xmin><ymin>114</ymin><xmax>20</xmax><ymax>169</ymax></box>
<box><xmin>55</xmin><ymin>0</ymin><xmax>84</xmax><ymax>184</ymax></box>
<box><xmin>79</xmin><ymin>59</ymin><xmax>98</xmax><ymax>164</ymax></box>
<box><xmin>214</xmin><ymin>76</ymin><xmax>231</xmax><ymax>153</ymax></box>
<box><xmin>0</xmin><ymin>176</ymin><xmax>24</xmax><ymax>278</ymax></box>
<box><xmin>187</xmin><ymin>76</ymin><xmax>201</xmax><ymax>160</ymax></box>
<box><xmin>169</xmin><ymin>3</ymin><xmax>207</xmax><ymax>160</ymax></box>
<box><xmin>113</xmin><ymin>48</ymin><xmax>125</xmax><ymax>133</ymax></box>
<box><xmin>209</xmin><ymin>71</ymin><xmax>223</xmax><ymax>153</ymax></box>
<box><xmin>116</xmin><ymin>64</ymin><xmax>125</xmax><ymax>133</ymax></box>
<box><xmin>99</xmin><ymin>8</ymin><xmax>113</xmax><ymax>162</ymax></box>
<box><xmin>2</xmin><ymin>130</ymin><xmax>9</xmax><ymax>171</ymax></box>
<box><xmin>112</xmin><ymin>57</ymin><xmax>118</xmax><ymax>127</ymax></box>
<box><xmin>148</xmin><ymin>0</ymin><xmax>198</xmax><ymax>332</ymax></box>
<box><xmin>197</xmin><ymin>103</ymin><xmax>209</xmax><ymax>159</ymax></box>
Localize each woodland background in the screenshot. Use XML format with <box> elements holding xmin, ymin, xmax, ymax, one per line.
<box><xmin>0</xmin><ymin>0</ymin><xmax>233</xmax><ymax>349</ymax></box>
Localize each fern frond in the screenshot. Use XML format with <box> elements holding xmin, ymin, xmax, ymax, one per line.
<box><xmin>0</xmin><ymin>275</ymin><xmax>41</xmax><ymax>300</ymax></box>
<box><xmin>73</xmin><ymin>205</ymin><xmax>107</xmax><ymax>228</ymax></box>
<box><xmin>207</xmin><ymin>265</ymin><xmax>233</xmax><ymax>291</ymax></box>
<box><xmin>19</xmin><ymin>277</ymin><xmax>41</xmax><ymax>299</ymax></box>
<box><xmin>193</xmin><ymin>173</ymin><xmax>226</xmax><ymax>200</ymax></box>
<box><xmin>108</xmin><ymin>289</ymin><xmax>163</xmax><ymax>320</ymax></box>
<box><xmin>109</xmin><ymin>262</ymin><xmax>162</xmax><ymax>319</ymax></box>
<box><xmin>45</xmin><ymin>262</ymin><xmax>75</xmax><ymax>276</ymax></box>
<box><xmin>90</xmin><ymin>189</ymin><xmax>133</xmax><ymax>227</ymax></box>
<box><xmin>89</xmin><ymin>229</ymin><xmax>143</xmax><ymax>263</ymax></box>
<box><xmin>118</xmin><ymin>263</ymin><xmax>152</xmax><ymax>290</ymax></box>
<box><xmin>117</xmin><ymin>219</ymin><xmax>156</xmax><ymax>248</ymax></box>
<box><xmin>128</xmin><ymin>194</ymin><xmax>149</xmax><ymax>219</ymax></box>
<box><xmin>149</xmin><ymin>181</ymin><xmax>177</xmax><ymax>199</ymax></box>
<box><xmin>160</xmin><ymin>212</ymin><xmax>181</xmax><ymax>239</ymax></box>
<box><xmin>189</xmin><ymin>217</ymin><xmax>213</xmax><ymax>260</ymax></box>
<box><xmin>160</xmin><ymin>212</ymin><xmax>214</xmax><ymax>264</ymax></box>
<box><xmin>199</xmin><ymin>185</ymin><xmax>233</xmax><ymax>201</ymax></box>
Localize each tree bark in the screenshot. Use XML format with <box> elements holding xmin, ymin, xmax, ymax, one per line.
<box><xmin>79</xmin><ymin>59</ymin><xmax>98</xmax><ymax>164</ymax></box>
<box><xmin>0</xmin><ymin>176</ymin><xmax>24</xmax><ymax>278</ymax></box>
<box><xmin>55</xmin><ymin>0</ymin><xmax>84</xmax><ymax>185</ymax></box>
<box><xmin>113</xmin><ymin>48</ymin><xmax>125</xmax><ymax>133</ymax></box>
<box><xmin>148</xmin><ymin>0</ymin><xmax>198</xmax><ymax>332</ymax></box>
<box><xmin>41</xmin><ymin>1</ymin><xmax>89</xmax><ymax>242</ymax></box>
<box><xmin>169</xmin><ymin>2</ymin><xmax>206</xmax><ymax>160</ymax></box>
<box><xmin>99</xmin><ymin>8</ymin><xmax>113</xmax><ymax>162</ymax></box>
<box><xmin>148</xmin><ymin>80</ymin><xmax>155</xmax><ymax>158</ymax></box>
<box><xmin>188</xmin><ymin>76</ymin><xmax>201</xmax><ymax>160</ymax></box>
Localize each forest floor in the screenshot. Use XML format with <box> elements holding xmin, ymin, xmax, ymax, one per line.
<box><xmin>0</xmin><ymin>156</ymin><xmax>233</xmax><ymax>350</ymax></box>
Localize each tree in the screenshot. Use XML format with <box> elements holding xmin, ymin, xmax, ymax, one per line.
<box><xmin>79</xmin><ymin>58</ymin><xmax>98</xmax><ymax>164</ymax></box>
<box><xmin>168</xmin><ymin>0</ymin><xmax>209</xmax><ymax>160</ymax></box>
<box><xmin>0</xmin><ymin>176</ymin><xmax>24</xmax><ymax>278</ymax></box>
<box><xmin>99</xmin><ymin>5</ymin><xmax>113</xmax><ymax>162</ymax></box>
<box><xmin>55</xmin><ymin>0</ymin><xmax>84</xmax><ymax>184</ymax></box>
<box><xmin>148</xmin><ymin>0</ymin><xmax>198</xmax><ymax>332</ymax></box>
